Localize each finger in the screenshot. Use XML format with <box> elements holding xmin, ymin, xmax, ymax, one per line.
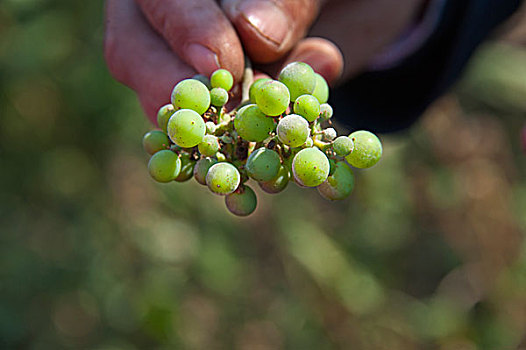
<box><xmin>135</xmin><ymin>0</ymin><xmax>244</xmax><ymax>82</ymax></box>
<box><xmin>105</xmin><ymin>0</ymin><xmax>195</xmax><ymax>122</ymax></box>
<box><xmin>256</xmin><ymin>37</ymin><xmax>343</xmax><ymax>85</ymax></box>
<box><xmin>221</xmin><ymin>0</ymin><xmax>321</xmax><ymax>64</ymax></box>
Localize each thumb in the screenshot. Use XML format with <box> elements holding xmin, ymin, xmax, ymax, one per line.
<box><xmin>222</xmin><ymin>0</ymin><xmax>321</xmax><ymax>64</ymax></box>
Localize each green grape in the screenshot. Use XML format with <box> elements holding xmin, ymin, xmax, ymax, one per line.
<box><xmin>319</xmin><ymin>103</ymin><xmax>333</xmax><ymax>120</ymax></box>
<box><xmin>256</xmin><ymin>80</ymin><xmax>290</xmax><ymax>116</ymax></box>
<box><xmin>322</xmin><ymin>127</ymin><xmax>337</xmax><ymax>142</ymax></box>
<box><xmin>278</xmin><ymin>62</ymin><xmax>316</xmax><ymax>101</ymax></box>
<box><xmin>292</xmin><ymin>147</ymin><xmax>330</xmax><ymax>187</ymax></box>
<box><xmin>345</xmin><ymin>130</ymin><xmax>382</xmax><ymax>168</ymax></box>
<box><xmin>303</xmin><ymin>137</ymin><xmax>314</xmax><ymax>148</ymax></box>
<box><xmin>206</xmin><ymin>162</ymin><xmax>241</xmax><ymax>195</ymax></box>
<box><xmin>317</xmin><ymin>162</ymin><xmax>355</xmax><ymax>200</ymax></box>
<box><xmin>171</xmin><ymin>79</ymin><xmax>211</xmax><ymax>115</ymax></box>
<box><xmin>198</xmin><ymin>134</ymin><xmax>220</xmax><ymax>157</ymax></box>
<box><xmin>249</xmin><ymin>78</ymin><xmax>271</xmax><ymax>103</ymax></box>
<box><xmin>258</xmin><ymin>164</ymin><xmax>290</xmax><ymax>194</ymax></box>
<box><xmin>312</xmin><ymin>73</ymin><xmax>329</xmax><ymax>104</ymax></box>
<box><xmin>142</xmin><ymin>130</ymin><xmax>170</xmax><ymax>155</ymax></box>
<box><xmin>175</xmin><ymin>153</ymin><xmax>196</xmax><ymax>182</ymax></box>
<box><xmin>210</xmin><ymin>87</ymin><xmax>229</xmax><ymax>107</ymax></box>
<box><xmin>245</xmin><ymin>147</ymin><xmax>280</xmax><ymax>182</ymax></box>
<box><xmin>328</xmin><ymin>158</ymin><xmax>337</xmax><ymax>176</ymax></box>
<box><xmin>192</xmin><ymin>74</ymin><xmax>212</xmax><ymax>89</ymax></box>
<box><xmin>277</xmin><ymin>114</ymin><xmax>310</xmax><ymax>148</ymax></box>
<box><xmin>216</xmin><ymin>152</ymin><xmax>227</xmax><ymax>162</ymax></box>
<box><xmin>148</xmin><ymin>150</ymin><xmax>181</xmax><ymax>183</ymax></box>
<box><xmin>210</xmin><ymin>69</ymin><xmax>234</xmax><ymax>91</ymax></box>
<box><xmin>234</xmin><ymin>104</ymin><xmax>275</xmax><ymax>142</ymax></box>
<box><xmin>167</xmin><ymin>109</ymin><xmax>206</xmax><ymax>148</ymax></box>
<box><xmin>205</xmin><ymin>121</ymin><xmax>217</xmax><ymax>134</ymax></box>
<box><xmin>157</xmin><ymin>104</ymin><xmax>176</xmax><ymax>132</ymax></box>
<box><xmin>333</xmin><ymin>136</ymin><xmax>354</xmax><ymax>157</ymax></box>
<box><xmin>225</xmin><ymin>185</ymin><xmax>257</xmax><ymax>216</ymax></box>
<box><xmin>194</xmin><ymin>157</ymin><xmax>218</xmax><ymax>185</ymax></box>
<box><xmin>293</xmin><ymin>94</ymin><xmax>320</xmax><ymax>122</ymax></box>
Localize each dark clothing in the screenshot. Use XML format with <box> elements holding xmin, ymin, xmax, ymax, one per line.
<box><xmin>332</xmin><ymin>0</ymin><xmax>523</xmax><ymax>133</ymax></box>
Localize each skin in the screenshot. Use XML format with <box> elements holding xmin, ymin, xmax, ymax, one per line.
<box><xmin>104</xmin><ymin>0</ymin><xmax>424</xmax><ymax>122</ymax></box>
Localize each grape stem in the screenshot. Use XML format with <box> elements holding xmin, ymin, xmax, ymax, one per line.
<box><xmin>240</xmin><ymin>56</ymin><xmax>254</xmax><ymax>104</ymax></box>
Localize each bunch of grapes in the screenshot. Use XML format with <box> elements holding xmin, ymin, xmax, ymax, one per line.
<box><xmin>142</xmin><ymin>62</ymin><xmax>382</xmax><ymax>216</ymax></box>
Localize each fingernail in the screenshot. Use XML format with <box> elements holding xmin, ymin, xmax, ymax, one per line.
<box><xmin>186</xmin><ymin>44</ymin><xmax>220</xmax><ymax>76</ymax></box>
<box><xmin>238</xmin><ymin>1</ymin><xmax>289</xmax><ymax>47</ymax></box>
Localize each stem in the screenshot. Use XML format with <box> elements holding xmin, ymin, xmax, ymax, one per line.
<box><xmin>241</xmin><ymin>56</ymin><xmax>254</xmax><ymax>104</ymax></box>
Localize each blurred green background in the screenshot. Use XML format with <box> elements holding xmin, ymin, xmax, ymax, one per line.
<box><xmin>1</xmin><ymin>1</ymin><xmax>525</xmax><ymax>349</ymax></box>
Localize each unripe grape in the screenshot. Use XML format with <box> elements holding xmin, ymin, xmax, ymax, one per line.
<box><xmin>198</xmin><ymin>135</ymin><xmax>220</xmax><ymax>157</ymax></box>
<box><xmin>345</xmin><ymin>130</ymin><xmax>382</xmax><ymax>168</ymax></box>
<box><xmin>148</xmin><ymin>150</ymin><xmax>181</xmax><ymax>183</ymax></box>
<box><xmin>322</xmin><ymin>128</ymin><xmax>337</xmax><ymax>142</ymax></box>
<box><xmin>256</xmin><ymin>80</ymin><xmax>290</xmax><ymax>116</ymax></box>
<box><xmin>277</xmin><ymin>114</ymin><xmax>310</xmax><ymax>148</ymax></box>
<box><xmin>205</xmin><ymin>121</ymin><xmax>217</xmax><ymax>134</ymax></box>
<box><xmin>206</xmin><ymin>162</ymin><xmax>241</xmax><ymax>195</ymax></box>
<box><xmin>225</xmin><ymin>185</ymin><xmax>257</xmax><ymax>216</ymax></box>
<box><xmin>143</xmin><ymin>130</ymin><xmax>170</xmax><ymax>155</ymax></box>
<box><xmin>249</xmin><ymin>78</ymin><xmax>271</xmax><ymax>103</ymax></box>
<box><xmin>234</xmin><ymin>104</ymin><xmax>275</xmax><ymax>142</ymax></box>
<box><xmin>319</xmin><ymin>103</ymin><xmax>333</xmax><ymax>120</ymax></box>
<box><xmin>303</xmin><ymin>137</ymin><xmax>314</xmax><ymax>148</ymax></box>
<box><xmin>167</xmin><ymin>109</ymin><xmax>206</xmax><ymax>148</ymax></box>
<box><xmin>157</xmin><ymin>104</ymin><xmax>176</xmax><ymax>132</ymax></box>
<box><xmin>258</xmin><ymin>165</ymin><xmax>290</xmax><ymax>194</ymax></box>
<box><xmin>194</xmin><ymin>157</ymin><xmax>218</xmax><ymax>185</ymax></box>
<box><xmin>333</xmin><ymin>136</ymin><xmax>354</xmax><ymax>157</ymax></box>
<box><xmin>192</xmin><ymin>74</ymin><xmax>212</xmax><ymax>89</ymax></box>
<box><xmin>175</xmin><ymin>153</ymin><xmax>196</xmax><ymax>182</ymax></box>
<box><xmin>171</xmin><ymin>79</ymin><xmax>210</xmax><ymax>115</ymax></box>
<box><xmin>210</xmin><ymin>87</ymin><xmax>229</xmax><ymax>107</ymax></box>
<box><xmin>312</xmin><ymin>73</ymin><xmax>329</xmax><ymax>104</ymax></box>
<box><xmin>294</xmin><ymin>94</ymin><xmax>320</xmax><ymax>122</ymax></box>
<box><xmin>210</xmin><ymin>69</ymin><xmax>234</xmax><ymax>91</ymax></box>
<box><xmin>245</xmin><ymin>147</ymin><xmax>280</xmax><ymax>182</ymax></box>
<box><xmin>278</xmin><ymin>62</ymin><xmax>316</xmax><ymax>101</ymax></box>
<box><xmin>292</xmin><ymin>147</ymin><xmax>330</xmax><ymax>187</ymax></box>
<box><xmin>317</xmin><ymin>162</ymin><xmax>355</xmax><ymax>200</ymax></box>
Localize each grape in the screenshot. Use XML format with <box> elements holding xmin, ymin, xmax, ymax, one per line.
<box><xmin>167</xmin><ymin>109</ymin><xmax>206</xmax><ymax>148</ymax></box>
<box><xmin>312</xmin><ymin>73</ymin><xmax>329</xmax><ymax>104</ymax></box>
<box><xmin>317</xmin><ymin>162</ymin><xmax>355</xmax><ymax>200</ymax></box>
<box><xmin>157</xmin><ymin>104</ymin><xmax>176</xmax><ymax>132</ymax></box>
<box><xmin>205</xmin><ymin>121</ymin><xmax>217</xmax><ymax>134</ymax></box>
<box><xmin>206</xmin><ymin>162</ymin><xmax>241</xmax><ymax>195</ymax></box>
<box><xmin>225</xmin><ymin>185</ymin><xmax>257</xmax><ymax>216</ymax></box>
<box><xmin>249</xmin><ymin>78</ymin><xmax>271</xmax><ymax>103</ymax></box>
<box><xmin>234</xmin><ymin>104</ymin><xmax>275</xmax><ymax>142</ymax></box>
<box><xmin>175</xmin><ymin>153</ymin><xmax>196</xmax><ymax>182</ymax></box>
<box><xmin>194</xmin><ymin>157</ymin><xmax>218</xmax><ymax>185</ymax></box>
<box><xmin>192</xmin><ymin>74</ymin><xmax>212</xmax><ymax>89</ymax></box>
<box><xmin>148</xmin><ymin>150</ymin><xmax>181</xmax><ymax>183</ymax></box>
<box><xmin>292</xmin><ymin>147</ymin><xmax>330</xmax><ymax>187</ymax></box>
<box><xmin>277</xmin><ymin>114</ymin><xmax>310</xmax><ymax>148</ymax></box>
<box><xmin>171</xmin><ymin>79</ymin><xmax>210</xmax><ymax>115</ymax></box>
<box><xmin>245</xmin><ymin>147</ymin><xmax>280</xmax><ymax>182</ymax></box>
<box><xmin>256</xmin><ymin>80</ymin><xmax>290</xmax><ymax>116</ymax></box>
<box><xmin>345</xmin><ymin>130</ymin><xmax>382</xmax><ymax>168</ymax></box>
<box><xmin>198</xmin><ymin>134</ymin><xmax>220</xmax><ymax>157</ymax></box>
<box><xmin>258</xmin><ymin>164</ymin><xmax>290</xmax><ymax>194</ymax></box>
<box><xmin>142</xmin><ymin>130</ymin><xmax>170</xmax><ymax>155</ymax></box>
<box><xmin>319</xmin><ymin>103</ymin><xmax>333</xmax><ymax>120</ymax></box>
<box><xmin>328</xmin><ymin>158</ymin><xmax>337</xmax><ymax>176</ymax></box>
<box><xmin>303</xmin><ymin>137</ymin><xmax>314</xmax><ymax>148</ymax></box>
<box><xmin>322</xmin><ymin>128</ymin><xmax>337</xmax><ymax>142</ymax></box>
<box><xmin>333</xmin><ymin>136</ymin><xmax>354</xmax><ymax>157</ymax></box>
<box><xmin>293</xmin><ymin>94</ymin><xmax>320</xmax><ymax>122</ymax></box>
<box><xmin>210</xmin><ymin>87</ymin><xmax>229</xmax><ymax>107</ymax></box>
<box><xmin>211</xmin><ymin>69</ymin><xmax>234</xmax><ymax>91</ymax></box>
<box><xmin>278</xmin><ymin>62</ymin><xmax>316</xmax><ymax>101</ymax></box>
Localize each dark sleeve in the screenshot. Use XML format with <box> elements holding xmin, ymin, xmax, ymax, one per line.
<box><xmin>331</xmin><ymin>0</ymin><xmax>523</xmax><ymax>133</ymax></box>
